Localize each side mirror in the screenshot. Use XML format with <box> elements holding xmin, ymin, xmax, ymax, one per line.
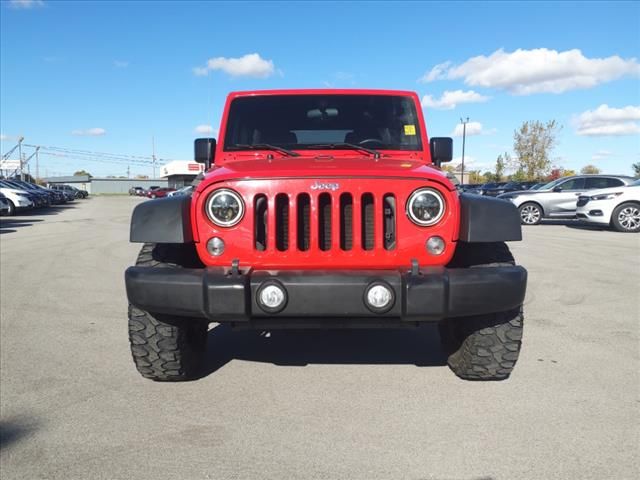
<box><xmin>553</xmin><ymin>186</ymin><xmax>563</xmax><ymax>192</ymax></box>
<box><xmin>194</xmin><ymin>138</ymin><xmax>216</xmax><ymax>169</ymax></box>
<box><xmin>430</xmin><ymin>137</ymin><xmax>453</xmax><ymax>166</ymax></box>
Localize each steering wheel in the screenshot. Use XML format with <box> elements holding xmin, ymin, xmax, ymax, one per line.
<box><xmin>358</xmin><ymin>138</ymin><xmax>385</xmax><ymax>147</ymax></box>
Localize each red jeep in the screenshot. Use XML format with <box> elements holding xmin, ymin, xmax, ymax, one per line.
<box><xmin>125</xmin><ymin>89</ymin><xmax>527</xmax><ymax>382</ymax></box>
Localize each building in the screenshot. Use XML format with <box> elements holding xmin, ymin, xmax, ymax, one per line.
<box><xmin>159</xmin><ymin>161</ymin><xmax>204</xmax><ymax>189</ymax></box>
<box><xmin>43</xmin><ymin>175</ymin><xmax>168</xmax><ymax>194</ymax></box>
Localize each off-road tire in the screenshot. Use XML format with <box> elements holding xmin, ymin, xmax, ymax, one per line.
<box><xmin>128</xmin><ymin>243</ymin><xmax>208</xmax><ymax>381</ymax></box>
<box><xmin>441</xmin><ymin>242</ymin><xmax>524</xmax><ymax>381</ymax></box>
<box><xmin>611</xmin><ymin>202</ymin><xmax>640</xmax><ymax>233</ymax></box>
<box><xmin>518</xmin><ymin>202</ymin><xmax>543</xmax><ymax>225</ymax></box>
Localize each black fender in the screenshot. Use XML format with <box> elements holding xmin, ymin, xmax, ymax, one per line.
<box><xmin>458</xmin><ymin>193</ymin><xmax>522</xmax><ymax>242</ymax></box>
<box><xmin>130</xmin><ymin>196</ymin><xmax>193</xmax><ymax>243</ymax></box>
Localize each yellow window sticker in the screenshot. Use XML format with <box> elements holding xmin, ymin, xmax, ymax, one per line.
<box><xmin>404</xmin><ymin>125</ymin><xmax>416</xmax><ymax>136</ymax></box>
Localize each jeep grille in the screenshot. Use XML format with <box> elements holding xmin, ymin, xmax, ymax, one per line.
<box><xmin>253</xmin><ymin>192</ymin><xmax>396</xmax><ymax>253</ymax></box>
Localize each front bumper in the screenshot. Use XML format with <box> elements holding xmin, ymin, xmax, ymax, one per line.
<box><xmin>125</xmin><ymin>266</ymin><xmax>527</xmax><ymax>324</ymax></box>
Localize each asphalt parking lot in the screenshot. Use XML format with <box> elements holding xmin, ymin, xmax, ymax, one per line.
<box><xmin>0</xmin><ymin>196</ymin><xmax>638</xmax><ymax>480</ymax></box>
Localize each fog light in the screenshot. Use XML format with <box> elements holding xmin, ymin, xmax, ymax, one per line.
<box><xmin>365</xmin><ymin>283</ymin><xmax>395</xmax><ymax>313</ymax></box>
<box><xmin>257</xmin><ymin>282</ymin><xmax>287</xmax><ymax>313</ymax></box>
<box><xmin>426</xmin><ymin>236</ymin><xmax>445</xmax><ymax>255</ymax></box>
<box><xmin>207</xmin><ymin>237</ymin><xmax>225</xmax><ymax>256</ymax></box>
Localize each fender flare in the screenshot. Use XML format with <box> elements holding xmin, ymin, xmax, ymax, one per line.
<box><xmin>130</xmin><ymin>196</ymin><xmax>193</xmax><ymax>243</ymax></box>
<box><xmin>458</xmin><ymin>193</ymin><xmax>522</xmax><ymax>242</ymax></box>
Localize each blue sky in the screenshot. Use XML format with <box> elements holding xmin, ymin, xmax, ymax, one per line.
<box><xmin>1</xmin><ymin>0</ymin><xmax>639</xmax><ymax>178</ymax></box>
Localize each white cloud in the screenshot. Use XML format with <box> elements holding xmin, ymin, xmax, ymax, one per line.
<box><xmin>451</xmin><ymin>121</ymin><xmax>484</xmax><ymax>137</ymax></box>
<box><xmin>114</xmin><ymin>60</ymin><xmax>129</xmax><ymax>68</ymax></box>
<box><xmin>9</xmin><ymin>0</ymin><xmax>44</xmax><ymax>9</ymax></box>
<box><xmin>574</xmin><ymin>104</ymin><xmax>640</xmax><ymax>136</ymax></box>
<box><xmin>193</xmin><ymin>53</ymin><xmax>275</xmax><ymax>78</ymax></box>
<box><xmin>591</xmin><ymin>150</ymin><xmax>613</xmax><ymax>161</ymax></box>
<box><xmin>420</xmin><ymin>48</ymin><xmax>640</xmax><ymax>95</ymax></box>
<box><xmin>0</xmin><ymin>134</ymin><xmax>8</xmax><ymax>141</ymax></box>
<box><xmin>194</xmin><ymin>125</ymin><xmax>217</xmax><ymax>136</ymax></box>
<box><xmin>421</xmin><ymin>90</ymin><xmax>489</xmax><ymax>110</ymax></box>
<box><xmin>71</xmin><ymin>128</ymin><xmax>106</xmax><ymax>136</ymax></box>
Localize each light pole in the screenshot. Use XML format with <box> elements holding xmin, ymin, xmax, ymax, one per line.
<box><xmin>460</xmin><ymin>117</ymin><xmax>469</xmax><ymax>185</ymax></box>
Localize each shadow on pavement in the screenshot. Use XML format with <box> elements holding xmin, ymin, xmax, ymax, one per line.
<box><xmin>199</xmin><ymin>323</ymin><xmax>448</xmax><ymax>378</ymax></box>
<box><xmin>0</xmin><ymin>418</ymin><xmax>38</xmax><ymax>451</ymax></box>
<box><xmin>0</xmin><ymin>218</ymin><xmax>44</xmax><ymax>233</ymax></box>
<box><xmin>535</xmin><ymin>219</ymin><xmax>612</xmax><ymax>231</ymax></box>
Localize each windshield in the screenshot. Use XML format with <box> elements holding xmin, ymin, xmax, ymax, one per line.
<box><xmin>224</xmin><ymin>94</ymin><xmax>422</xmax><ymax>152</ymax></box>
<box><xmin>631</xmin><ymin>179</ymin><xmax>640</xmax><ymax>186</ymax></box>
<box><xmin>539</xmin><ymin>178</ymin><xmax>566</xmax><ymax>190</ymax></box>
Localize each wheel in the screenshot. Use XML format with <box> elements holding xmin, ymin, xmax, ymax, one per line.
<box><xmin>128</xmin><ymin>243</ymin><xmax>208</xmax><ymax>381</ymax></box>
<box><xmin>441</xmin><ymin>242</ymin><xmax>524</xmax><ymax>381</ymax></box>
<box><xmin>6</xmin><ymin>200</ymin><xmax>15</xmax><ymax>216</ymax></box>
<box><xmin>611</xmin><ymin>202</ymin><xmax>640</xmax><ymax>233</ymax></box>
<box><xmin>518</xmin><ymin>202</ymin><xmax>542</xmax><ymax>225</ymax></box>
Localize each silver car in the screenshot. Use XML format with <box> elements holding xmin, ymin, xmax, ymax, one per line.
<box><xmin>498</xmin><ymin>175</ymin><xmax>636</xmax><ymax>225</ymax></box>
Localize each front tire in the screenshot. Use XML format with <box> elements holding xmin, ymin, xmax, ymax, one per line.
<box><xmin>441</xmin><ymin>242</ymin><xmax>524</xmax><ymax>381</ymax></box>
<box><xmin>128</xmin><ymin>243</ymin><xmax>208</xmax><ymax>381</ymax></box>
<box><xmin>611</xmin><ymin>202</ymin><xmax>640</xmax><ymax>233</ymax></box>
<box><xmin>518</xmin><ymin>202</ymin><xmax>542</xmax><ymax>225</ymax></box>
<box><xmin>6</xmin><ymin>200</ymin><xmax>15</xmax><ymax>216</ymax></box>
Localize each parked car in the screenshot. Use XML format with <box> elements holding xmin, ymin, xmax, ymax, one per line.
<box><xmin>167</xmin><ymin>185</ymin><xmax>194</xmax><ymax>197</ymax></box>
<box><xmin>31</xmin><ymin>183</ymin><xmax>66</xmax><ymax>204</ymax></box>
<box><xmin>528</xmin><ymin>182</ymin><xmax>546</xmax><ymax>190</ymax></box>
<box><xmin>129</xmin><ymin>186</ymin><xmax>145</xmax><ymax>196</ymax></box>
<box><xmin>477</xmin><ymin>182</ymin><xmax>507</xmax><ymax>195</ymax></box>
<box><xmin>5</xmin><ymin>179</ymin><xmax>56</xmax><ymax>206</ymax></box>
<box><xmin>142</xmin><ymin>186</ymin><xmax>161</xmax><ymax>196</ymax></box>
<box><xmin>125</xmin><ymin>88</ymin><xmax>528</xmax><ymax>382</ymax></box>
<box><xmin>498</xmin><ymin>175</ymin><xmax>637</xmax><ymax>225</ymax></box>
<box><xmin>146</xmin><ymin>187</ymin><xmax>175</xmax><ymax>199</ymax></box>
<box><xmin>2</xmin><ymin>179</ymin><xmax>50</xmax><ymax>207</ymax></box>
<box><xmin>49</xmin><ymin>184</ymin><xmax>77</xmax><ymax>202</ymax></box>
<box><xmin>0</xmin><ymin>192</ymin><xmax>11</xmax><ymax>216</ymax></box>
<box><xmin>576</xmin><ymin>179</ymin><xmax>640</xmax><ymax>232</ymax></box>
<box><xmin>483</xmin><ymin>181</ymin><xmax>539</xmax><ymax>197</ymax></box>
<box><xmin>0</xmin><ymin>182</ymin><xmax>34</xmax><ymax>215</ymax></box>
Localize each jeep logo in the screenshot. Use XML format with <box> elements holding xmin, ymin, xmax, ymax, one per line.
<box><xmin>310</xmin><ymin>181</ymin><xmax>340</xmax><ymax>191</ymax></box>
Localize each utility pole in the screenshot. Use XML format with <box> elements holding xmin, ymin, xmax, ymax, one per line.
<box><xmin>127</xmin><ymin>165</ymin><xmax>130</xmax><ymax>179</ymax></box>
<box><xmin>35</xmin><ymin>147</ymin><xmax>40</xmax><ymax>181</ymax></box>
<box><xmin>18</xmin><ymin>137</ymin><xmax>24</xmax><ymax>181</ymax></box>
<box><xmin>460</xmin><ymin>117</ymin><xmax>469</xmax><ymax>185</ymax></box>
<box><xmin>151</xmin><ymin>136</ymin><xmax>156</xmax><ymax>180</ymax></box>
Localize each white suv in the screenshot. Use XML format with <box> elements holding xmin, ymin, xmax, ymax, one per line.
<box><xmin>576</xmin><ymin>179</ymin><xmax>640</xmax><ymax>232</ymax></box>
<box><xmin>0</xmin><ymin>184</ymin><xmax>34</xmax><ymax>215</ymax></box>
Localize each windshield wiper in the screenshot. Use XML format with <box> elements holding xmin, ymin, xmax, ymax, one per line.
<box><xmin>230</xmin><ymin>143</ymin><xmax>300</xmax><ymax>157</ymax></box>
<box><xmin>307</xmin><ymin>143</ymin><xmax>381</xmax><ymax>159</ymax></box>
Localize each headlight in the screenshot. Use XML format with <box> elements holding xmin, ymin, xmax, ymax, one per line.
<box><xmin>590</xmin><ymin>192</ymin><xmax>622</xmax><ymax>201</ymax></box>
<box><xmin>406</xmin><ymin>188</ymin><xmax>445</xmax><ymax>226</ymax></box>
<box><xmin>206</xmin><ymin>188</ymin><xmax>244</xmax><ymax>227</ymax></box>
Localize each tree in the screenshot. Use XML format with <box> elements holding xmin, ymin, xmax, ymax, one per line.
<box><xmin>631</xmin><ymin>162</ymin><xmax>640</xmax><ymax>178</ymax></box>
<box><xmin>135</xmin><ymin>174</ymin><xmax>150</xmax><ymax>180</ymax></box>
<box><xmin>494</xmin><ymin>153</ymin><xmax>508</xmax><ymax>181</ymax></box>
<box><xmin>468</xmin><ymin>171</ymin><xmax>483</xmax><ymax>184</ymax></box>
<box><xmin>561</xmin><ymin>169</ymin><xmax>576</xmax><ymax>177</ymax></box>
<box><xmin>441</xmin><ymin>164</ymin><xmax>456</xmax><ymax>175</ymax></box>
<box><xmin>513</xmin><ymin>120</ymin><xmax>561</xmax><ymax>180</ymax></box>
<box><xmin>580</xmin><ymin>165</ymin><xmax>601</xmax><ymax>174</ymax></box>
<box><xmin>482</xmin><ymin>171</ymin><xmax>493</xmax><ymax>182</ymax></box>
<box><xmin>73</xmin><ymin>170</ymin><xmax>92</xmax><ymax>177</ymax></box>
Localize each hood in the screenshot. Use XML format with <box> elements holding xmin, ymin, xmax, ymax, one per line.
<box><xmin>0</xmin><ymin>187</ymin><xmax>29</xmax><ymax>195</ymax></box>
<box><xmin>201</xmin><ymin>156</ymin><xmax>454</xmax><ymax>190</ymax></box>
